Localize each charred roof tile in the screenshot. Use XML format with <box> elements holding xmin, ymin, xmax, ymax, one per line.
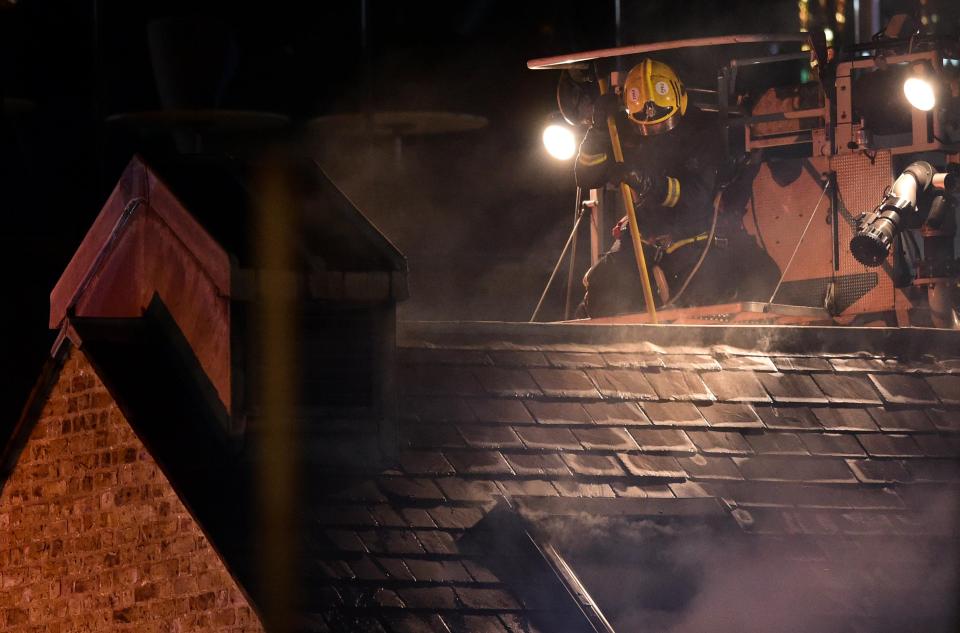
<box><xmin>444</xmin><ymin>451</ymin><xmax>514</xmax><ymax>476</ymax></box>
<box><xmin>811</xmin><ymin>407</ymin><xmax>878</xmax><ymax>432</ymax></box>
<box><xmin>645</xmin><ymin>369</ymin><xmax>715</xmax><ymax>401</ymax></box>
<box><xmin>757</xmin><ymin>372</ymin><xmax>829</xmax><ymax>405</ymax></box>
<box><xmin>733</xmin><ymin>456</ymin><xmax>856</xmax><ymax>483</ymax></box>
<box><xmin>571</xmin><ymin>427</ymin><xmax>639</xmax><ymax>451</ymax></box>
<box><xmin>675</xmin><ymin>455</ymin><xmax>743</xmax><ymax>480</ymax></box>
<box><xmin>811</xmin><ymin>374</ymin><xmax>883</xmax><ymax>405</ymax></box>
<box><xmin>866</xmin><ymin>408</ymin><xmax>935</xmax><ymax>433</ymax></box>
<box><xmin>627</xmin><ymin>428</ymin><xmax>696</xmax><ymax>454</ymax></box>
<box><xmin>457</xmin><ymin>426</ymin><xmax>524</xmax><ymax>450</ymax></box>
<box><xmin>697</xmin><ymin>403</ymin><xmax>764</xmax><ymax>429</ymax></box>
<box><xmin>560</xmin><ymin>453</ymin><xmax>625</xmax><ymax>477</ymax></box>
<box><xmin>582</xmin><ymin>401</ymin><xmax>651</xmax><ymax>426</ymax></box>
<box><xmin>773</xmin><ymin>357</ymin><xmax>834</xmax><ymax>372</ymax></box>
<box><xmin>923</xmin><ymin>375</ymin><xmax>960</xmax><ymax>406</ymax></box>
<box><xmin>617</xmin><ymin>453</ymin><xmax>686</xmax><ymax>481</ymax></box>
<box><xmin>641</xmin><ymin>401</ymin><xmax>708</xmax><ymax>427</ymax></box>
<box><xmin>587</xmin><ymin>368</ymin><xmax>658</xmax><ymax>400</ymax></box>
<box><xmin>686</xmin><ymin>430</ymin><xmax>753</xmax><ymax>455</ymax></box>
<box><xmin>867</xmin><ymin>373</ymin><xmax>939</xmax><ymax>406</ymax></box>
<box><xmin>503</xmin><ymin>453</ymin><xmax>571</xmax><ymax>477</ymax></box>
<box><xmin>514</xmin><ymin>427</ymin><xmax>581</xmax><ymax>451</ymax></box>
<box><xmin>466</xmin><ymin>399</ymin><xmax>536</xmax><ymax>425</ymax></box>
<box><xmin>528</xmin><ymin>368</ymin><xmax>600</xmax><ymax>399</ymax></box>
<box><xmin>754</xmin><ymin>405</ymin><xmax>821</xmax><ymax>430</ymax></box>
<box><xmin>700</xmin><ymin>371</ymin><xmax>771</xmax><ymax>403</ymax></box>
<box><xmin>434</xmin><ymin>478</ymin><xmax>498</xmax><ymax>503</ymax></box>
<box><xmin>523</xmin><ymin>400</ymin><xmax>592</xmax><ymax>425</ymax></box>
<box><xmin>745</xmin><ymin>433</ymin><xmax>809</xmax><ymax>456</ymax></box>
<box><xmin>379</xmin><ymin>478</ymin><xmax>446</xmax><ymax>503</ymax></box>
<box><xmin>800</xmin><ymin>433</ymin><xmax>866</xmax><ymax>457</ymax></box>
<box><xmin>472</xmin><ymin>367</ymin><xmax>542</xmax><ymax>398</ymax></box>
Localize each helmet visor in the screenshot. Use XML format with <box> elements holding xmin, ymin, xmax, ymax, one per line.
<box><xmin>631</xmin><ymin>100</ymin><xmax>675</xmax><ymax>123</ymax></box>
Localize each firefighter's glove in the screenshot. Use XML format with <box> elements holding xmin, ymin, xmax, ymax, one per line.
<box><xmin>591</xmin><ymin>92</ymin><xmax>624</xmax><ymax>126</ymax></box>
<box><xmin>615</xmin><ymin>165</ymin><xmax>654</xmax><ymax>200</ymax></box>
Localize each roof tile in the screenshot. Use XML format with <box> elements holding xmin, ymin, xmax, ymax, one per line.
<box><xmin>503</xmin><ymin>453</ymin><xmax>571</xmax><ymax>477</ymax></box>
<box><xmin>401</xmin><ymin>508</ymin><xmax>438</xmax><ymax>529</ymax></box>
<box><xmin>757</xmin><ymin>373</ymin><xmax>829</xmax><ymax>404</ymax></box>
<box><xmin>845</xmin><ymin>459</ymin><xmax>912</xmax><ymax>484</ymax></box>
<box><xmin>395</xmin><ymin>587</ymin><xmax>458</xmax><ymax>610</ymax></box>
<box><xmin>939</xmin><ymin>359</ymin><xmax>960</xmax><ymax>374</ymax></box>
<box><xmin>466</xmin><ymin>398</ymin><xmax>536</xmax><ymax>425</ymax></box>
<box><xmin>463</xmin><ymin>560</ymin><xmax>499</xmax><ymax>583</ymax></box>
<box><xmin>399</xmin><ymin>451</ymin><xmax>457</xmax><ymax>476</ymax></box>
<box><xmin>497</xmin><ymin>479</ymin><xmax>560</xmax><ymax>497</ymax></box>
<box><xmin>317</xmin><ymin>505</ymin><xmax>378</xmax><ymax>527</ymax></box>
<box><xmin>811</xmin><ymin>374</ymin><xmax>882</xmax><ymax>405</ymax></box>
<box><xmin>514</xmin><ymin>426</ymin><xmax>581</xmax><ymax>451</ymax></box>
<box><xmin>456</xmin><ymin>588</ymin><xmax>522</xmax><ymax>611</ymax></box>
<box><xmin>444</xmin><ymin>451</ymin><xmax>514</xmax><ymax>476</ymax></box>
<box><xmin>745</xmin><ymin>433</ymin><xmax>808</xmax><ymax>456</ymax></box>
<box><xmin>528</xmin><ymin>368</ymin><xmax>600</xmax><ymax>398</ymax></box>
<box><xmin>773</xmin><ymin>357</ymin><xmax>833</xmax><ymax>372</ymax></box>
<box><xmin>347</xmin><ymin>556</ymin><xmax>389</xmax><ymax>580</ymax></box>
<box><xmin>458</xmin><ymin>426</ymin><xmax>524</xmax><ymax>450</ymax></box>
<box><xmin>660</xmin><ymin>354</ymin><xmax>722</xmax><ymax>371</ymax></box>
<box><xmin>405</xmin><ymin>559</ymin><xmax>473</xmax><ymax>583</ymax></box>
<box><xmin>400</xmin><ymin>348</ymin><xmax>491</xmax><ymax>366</ymax></box>
<box><xmin>617</xmin><ymin>454</ymin><xmax>686</xmax><ymax>481</ymax></box>
<box><xmin>402</xmin><ymin>365</ymin><xmax>485</xmax><ymax>396</ymax></box>
<box><xmin>700</xmin><ymin>371</ymin><xmax>771</xmax><ymax>403</ymax></box>
<box><xmin>733</xmin><ymin>456</ymin><xmax>856</xmax><ymax>483</ymax></box>
<box><xmin>472</xmin><ymin>367</ymin><xmax>542</xmax><ymax>398</ymax></box>
<box><xmin>523</xmin><ymin>400</ymin><xmax>592</xmax><ymax>425</ymax></box>
<box><xmin>434</xmin><ymin>478</ymin><xmax>498</xmax><ymax>503</ymax></box>
<box><xmin>572</xmin><ymin>427</ymin><xmax>639</xmax><ymax>451</ymax></box>
<box><xmin>379</xmin><ymin>478</ymin><xmax>446</xmax><ymax>503</ymax></box>
<box><xmin>609</xmin><ymin>482</ymin><xmax>650</xmax><ymax>497</ymax></box>
<box><xmin>868</xmin><ymin>373</ymin><xmax>939</xmax><ymax>406</ymax></box>
<box><xmin>713</xmin><ymin>481</ymin><xmax>902</xmax><ymax>509</ymax></box>
<box><xmin>718</xmin><ymin>355</ymin><xmax>778</xmax><ymax>372</ymax></box>
<box><xmin>408</xmin><ymin>397</ymin><xmax>477</xmax><ymax>423</ymax></box>
<box><xmin>866</xmin><ymin>408</ymin><xmax>935</xmax><ymax>433</ymax></box>
<box><xmin>829</xmin><ymin>357</ymin><xmax>894</xmax><ymax>372</ymax></box>
<box><xmin>856</xmin><ymin>434</ymin><xmax>924</xmax><ymax>458</ymax></box>
<box><xmin>676</xmin><ymin>454</ymin><xmax>743</xmax><ymax>480</ymax></box>
<box><xmin>928</xmin><ymin>409</ymin><xmax>960</xmax><ymax>433</ymax></box>
<box><xmin>686</xmin><ymin>430</ymin><xmax>753</xmax><ymax>455</ymax></box>
<box><xmin>587</xmin><ymin>368</ymin><xmax>657</xmax><ymax>400</ymax></box>
<box><xmin>552</xmin><ymin>480</ymin><xmax>616</xmax><ymax>497</ymax></box>
<box><xmin>583</xmin><ymin>401</ymin><xmax>651</xmax><ymax>426</ymax></box>
<box><xmin>923</xmin><ymin>375</ymin><xmax>960</xmax><ymax>406</ymax></box>
<box><xmin>912</xmin><ymin>434</ymin><xmax>960</xmax><ymax>458</ymax></box>
<box><xmin>544</xmin><ymin>351</ymin><xmax>606</xmax><ymax>368</ymax></box>
<box><xmin>357</xmin><ymin>529</ymin><xmax>425</xmax><ymax>555</ymax></box>
<box><xmin>907</xmin><ymin>459</ymin><xmax>960</xmax><ymax>482</ymax></box>
<box><xmin>601</xmin><ymin>352</ymin><xmax>664</xmax><ymax>368</ymax></box>
<box><xmin>561</xmin><ymin>454</ymin><xmax>625</xmax><ymax>477</ymax></box>
<box><xmin>645</xmin><ymin>369</ymin><xmax>714</xmax><ymax>401</ymax></box>
<box><xmin>628</xmin><ymin>428</ymin><xmax>696</xmax><ymax>454</ymax></box>
<box><xmin>800</xmin><ymin>433</ymin><xmax>866</xmax><ymax>457</ymax></box>
<box><xmin>668</xmin><ymin>481</ymin><xmax>713</xmax><ymax>498</ymax></box>
<box><xmin>416</xmin><ymin>529</ymin><xmax>458</xmax><ymax>555</ymax></box>
<box><xmin>755</xmin><ymin>406</ymin><xmax>821</xmax><ymax>430</ymax></box>
<box><xmin>403</xmin><ymin>423</ymin><xmax>467</xmax><ymax>450</ymax></box>
<box><xmin>641</xmin><ymin>401</ymin><xmax>707</xmax><ymax>427</ymax></box>
<box><xmin>697</xmin><ymin>403</ymin><xmax>763</xmax><ymax>429</ymax></box>
<box><xmin>812</xmin><ymin>407</ymin><xmax>878</xmax><ymax>432</ymax></box>
<box><xmin>487</xmin><ymin>350</ymin><xmax>550</xmax><ymax>367</ymax></box>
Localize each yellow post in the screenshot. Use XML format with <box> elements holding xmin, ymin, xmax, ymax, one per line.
<box><xmin>599</xmin><ymin>78</ymin><xmax>658</xmax><ymax>323</ymax></box>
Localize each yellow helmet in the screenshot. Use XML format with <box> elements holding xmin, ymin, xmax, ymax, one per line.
<box><xmin>623</xmin><ymin>59</ymin><xmax>688</xmax><ymax>135</ymax></box>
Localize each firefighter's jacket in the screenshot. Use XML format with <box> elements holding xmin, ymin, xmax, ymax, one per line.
<box><xmin>575</xmin><ymin>107</ymin><xmax>723</xmax><ymax>242</ymax></box>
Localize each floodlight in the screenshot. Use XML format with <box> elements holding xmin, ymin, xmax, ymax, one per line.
<box><xmin>543</xmin><ymin>123</ymin><xmax>577</xmax><ymax>160</ymax></box>
<box><xmin>903</xmin><ymin>68</ymin><xmax>936</xmax><ymax>111</ymax></box>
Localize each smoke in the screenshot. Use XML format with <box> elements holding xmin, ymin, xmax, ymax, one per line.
<box><xmin>539</xmin><ymin>489</ymin><xmax>960</xmax><ymax>633</ymax></box>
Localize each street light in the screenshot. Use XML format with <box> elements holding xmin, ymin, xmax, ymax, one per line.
<box><xmin>542</xmin><ymin>123</ymin><xmax>577</xmax><ymax>160</ymax></box>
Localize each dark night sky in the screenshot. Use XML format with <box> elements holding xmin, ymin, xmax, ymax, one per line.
<box><xmin>0</xmin><ymin>0</ymin><xmax>956</xmax><ymax>413</ymax></box>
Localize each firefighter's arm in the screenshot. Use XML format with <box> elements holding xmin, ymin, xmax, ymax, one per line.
<box><xmin>575</xmin><ymin>126</ymin><xmax>613</xmax><ymax>190</ymax></box>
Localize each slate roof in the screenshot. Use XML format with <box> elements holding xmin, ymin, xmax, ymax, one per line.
<box><xmin>308</xmin><ymin>322</ymin><xmax>960</xmax><ymax>633</ymax></box>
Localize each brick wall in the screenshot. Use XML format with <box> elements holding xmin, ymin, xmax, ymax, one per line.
<box><xmin>0</xmin><ymin>347</ymin><xmax>265</xmax><ymax>632</ymax></box>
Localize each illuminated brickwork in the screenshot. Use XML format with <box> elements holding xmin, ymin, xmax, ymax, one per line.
<box><xmin>0</xmin><ymin>348</ymin><xmax>264</xmax><ymax>632</ymax></box>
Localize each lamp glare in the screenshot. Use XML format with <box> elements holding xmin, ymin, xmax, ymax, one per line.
<box><xmin>903</xmin><ymin>76</ymin><xmax>936</xmax><ymax>111</ymax></box>
<box><xmin>543</xmin><ymin>124</ymin><xmax>577</xmax><ymax>160</ymax></box>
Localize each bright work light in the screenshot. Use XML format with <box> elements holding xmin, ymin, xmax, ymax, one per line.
<box><xmin>903</xmin><ymin>75</ymin><xmax>936</xmax><ymax>111</ymax></box>
<box><xmin>543</xmin><ymin>123</ymin><xmax>577</xmax><ymax>160</ymax></box>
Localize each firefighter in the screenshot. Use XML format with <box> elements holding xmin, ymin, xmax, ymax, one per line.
<box><xmin>575</xmin><ymin>59</ymin><xmax>780</xmax><ymax>317</ymax></box>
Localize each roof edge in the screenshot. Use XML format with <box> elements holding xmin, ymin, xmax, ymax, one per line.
<box><xmin>398</xmin><ymin>320</ymin><xmax>960</xmax><ymax>359</ymax></box>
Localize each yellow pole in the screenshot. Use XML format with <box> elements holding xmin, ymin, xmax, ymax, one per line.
<box><xmin>598</xmin><ymin>78</ymin><xmax>658</xmax><ymax>322</ymax></box>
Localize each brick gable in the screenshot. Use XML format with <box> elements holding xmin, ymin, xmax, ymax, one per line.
<box><xmin>0</xmin><ymin>347</ymin><xmax>264</xmax><ymax>632</ymax></box>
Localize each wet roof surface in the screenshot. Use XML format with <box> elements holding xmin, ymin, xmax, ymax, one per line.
<box><xmin>310</xmin><ymin>322</ymin><xmax>960</xmax><ymax>632</ymax></box>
